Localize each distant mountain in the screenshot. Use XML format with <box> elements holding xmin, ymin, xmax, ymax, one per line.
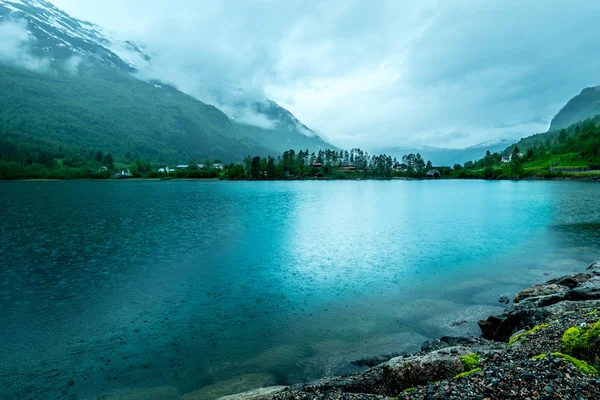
<box><xmin>550</xmin><ymin>86</ymin><xmax>600</xmax><ymax>131</ymax></box>
<box><xmin>0</xmin><ymin>0</ymin><xmax>333</xmax><ymax>161</ymax></box>
<box><xmin>377</xmin><ymin>139</ymin><xmax>516</xmax><ymax>166</ymax></box>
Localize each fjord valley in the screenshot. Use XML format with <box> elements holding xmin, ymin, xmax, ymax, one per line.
<box><xmin>3</xmin><ymin>1</ymin><xmax>600</xmax><ymax>400</ymax></box>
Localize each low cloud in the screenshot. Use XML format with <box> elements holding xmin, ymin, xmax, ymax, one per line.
<box><xmin>63</xmin><ymin>55</ymin><xmax>83</xmax><ymax>75</ymax></box>
<box><xmin>0</xmin><ymin>19</ymin><xmax>50</xmax><ymax>73</ymax></box>
<box><xmin>36</xmin><ymin>1</ymin><xmax>600</xmax><ymax>147</ymax></box>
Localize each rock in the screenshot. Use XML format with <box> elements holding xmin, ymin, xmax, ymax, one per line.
<box><xmin>513</xmin><ymin>283</ymin><xmax>569</xmax><ymax>305</ymax></box>
<box><xmin>587</xmin><ymin>261</ymin><xmax>600</xmax><ymax>276</ymax></box>
<box><xmin>546</xmin><ymin>273</ymin><xmax>591</xmax><ymax>289</ymax></box>
<box><xmin>421</xmin><ymin>336</ymin><xmax>488</xmax><ymax>353</ymax></box>
<box><xmin>479</xmin><ymin>308</ymin><xmax>552</xmax><ymax>341</ymax></box>
<box><xmin>217</xmin><ymin>386</ymin><xmax>287</xmax><ymax>400</ymax></box>
<box><xmin>498</xmin><ymin>295</ymin><xmax>511</xmax><ymax>304</ymax></box>
<box><xmin>569</xmin><ymin>277</ymin><xmax>600</xmax><ymax>301</ymax></box>
<box><xmin>449</xmin><ymin>320</ymin><xmax>467</xmax><ymax>327</ymax></box>
<box><xmin>351</xmin><ymin>353</ymin><xmax>402</xmax><ymax>368</ymax></box>
<box><xmin>381</xmin><ymin>346</ymin><xmax>473</xmax><ymax>395</ymax></box>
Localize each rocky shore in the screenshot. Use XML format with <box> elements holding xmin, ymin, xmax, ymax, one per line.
<box><xmin>220</xmin><ymin>262</ymin><xmax>600</xmax><ymax>400</ymax></box>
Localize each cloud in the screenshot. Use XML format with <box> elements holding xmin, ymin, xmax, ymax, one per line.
<box><xmin>0</xmin><ymin>19</ymin><xmax>50</xmax><ymax>73</ymax></box>
<box><xmin>63</xmin><ymin>55</ymin><xmax>83</xmax><ymax>75</ymax></box>
<box><xmin>48</xmin><ymin>0</ymin><xmax>600</xmax><ymax>148</ymax></box>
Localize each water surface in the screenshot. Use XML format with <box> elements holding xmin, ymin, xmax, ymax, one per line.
<box><xmin>1</xmin><ymin>180</ymin><xmax>599</xmax><ymax>399</ymax></box>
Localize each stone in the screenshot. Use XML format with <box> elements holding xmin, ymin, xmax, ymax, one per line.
<box><xmin>217</xmin><ymin>386</ymin><xmax>287</xmax><ymax>400</ymax></box>
<box><xmin>498</xmin><ymin>295</ymin><xmax>510</xmax><ymax>304</ymax></box>
<box><xmin>546</xmin><ymin>273</ymin><xmax>591</xmax><ymax>289</ymax></box>
<box><xmin>381</xmin><ymin>346</ymin><xmax>473</xmax><ymax>395</ymax></box>
<box><xmin>587</xmin><ymin>261</ymin><xmax>600</xmax><ymax>276</ymax></box>
<box><xmin>513</xmin><ymin>283</ymin><xmax>569</xmax><ymax>304</ymax></box>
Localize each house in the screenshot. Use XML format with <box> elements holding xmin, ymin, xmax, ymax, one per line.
<box><xmin>114</xmin><ymin>170</ymin><xmax>131</xmax><ymax>179</ymax></box>
<box><xmin>312</xmin><ymin>162</ymin><xmax>323</xmax><ymax>168</ymax></box>
<box><xmin>158</xmin><ymin>167</ymin><xmax>174</xmax><ymax>174</ymax></box>
<box><xmin>98</xmin><ymin>166</ymin><xmax>108</xmax><ymax>172</ymax></box>
<box><xmin>501</xmin><ymin>153</ymin><xmax>524</xmax><ymax>163</ymax></box>
<box><xmin>176</xmin><ymin>165</ymin><xmax>189</xmax><ymax>170</ymax></box>
<box><xmin>213</xmin><ymin>163</ymin><xmax>224</xmax><ymax>171</ymax></box>
<box><xmin>426</xmin><ymin>169</ymin><xmax>440</xmax><ymax>178</ymax></box>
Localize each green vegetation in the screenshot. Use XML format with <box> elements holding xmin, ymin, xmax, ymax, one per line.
<box><xmin>223</xmin><ymin>149</ymin><xmax>436</xmax><ymax>180</ymax></box>
<box><xmin>531</xmin><ymin>352</ymin><xmax>598</xmax><ymax>374</ymax></box>
<box><xmin>551</xmin><ymin>353</ymin><xmax>598</xmax><ymax>375</ymax></box>
<box><xmin>401</xmin><ymin>387</ymin><xmax>416</xmax><ymax>393</ymax></box>
<box><xmin>562</xmin><ymin>321</ymin><xmax>600</xmax><ymax>360</ymax></box>
<box><xmin>454</xmin><ymin>368</ymin><xmax>481</xmax><ymax>379</ymax></box>
<box><xmin>461</xmin><ymin>353</ymin><xmax>481</xmax><ymax>370</ymax></box>
<box><xmin>584</xmin><ymin>310</ymin><xmax>598</xmax><ymax>317</ymax></box>
<box><xmin>454</xmin><ymin>115</ymin><xmax>600</xmax><ymax>180</ymax></box>
<box><xmin>508</xmin><ymin>324</ymin><xmax>550</xmax><ymax>345</ymax></box>
<box><xmin>0</xmin><ymin>64</ymin><xmax>272</xmax><ymax>165</ymax></box>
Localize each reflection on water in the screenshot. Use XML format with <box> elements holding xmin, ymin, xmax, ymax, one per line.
<box><xmin>0</xmin><ymin>180</ymin><xmax>599</xmax><ymax>399</ymax></box>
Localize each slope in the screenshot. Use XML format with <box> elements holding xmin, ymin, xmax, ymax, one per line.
<box><xmin>550</xmin><ymin>86</ymin><xmax>600</xmax><ymax>132</ymax></box>
<box><xmin>0</xmin><ymin>63</ymin><xmax>273</xmax><ymax>162</ymax></box>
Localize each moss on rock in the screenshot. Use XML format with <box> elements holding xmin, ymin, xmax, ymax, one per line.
<box><xmin>562</xmin><ymin>321</ymin><xmax>600</xmax><ymax>363</ymax></box>
<box><xmin>550</xmin><ymin>352</ymin><xmax>598</xmax><ymax>375</ymax></box>
<box><xmin>508</xmin><ymin>323</ymin><xmax>550</xmax><ymax>345</ymax></box>
<box><xmin>454</xmin><ymin>368</ymin><xmax>481</xmax><ymax>379</ymax></box>
<box><xmin>461</xmin><ymin>353</ymin><xmax>481</xmax><ymax>370</ymax></box>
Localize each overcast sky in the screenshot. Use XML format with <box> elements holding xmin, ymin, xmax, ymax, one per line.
<box><xmin>51</xmin><ymin>0</ymin><xmax>600</xmax><ymax>149</ymax></box>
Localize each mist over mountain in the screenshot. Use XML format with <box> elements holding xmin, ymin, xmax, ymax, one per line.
<box><xmin>0</xmin><ymin>0</ymin><xmax>333</xmax><ymax>162</ymax></box>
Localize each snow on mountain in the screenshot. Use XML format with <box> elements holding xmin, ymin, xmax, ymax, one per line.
<box><xmin>0</xmin><ymin>0</ymin><xmax>150</xmax><ymax>71</ymax></box>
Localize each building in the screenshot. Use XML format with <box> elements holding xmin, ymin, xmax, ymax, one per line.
<box><xmin>426</xmin><ymin>169</ymin><xmax>440</xmax><ymax>178</ymax></box>
<box><xmin>213</xmin><ymin>163</ymin><xmax>224</xmax><ymax>171</ymax></box>
<box><xmin>176</xmin><ymin>165</ymin><xmax>189</xmax><ymax>170</ymax></box>
<box><xmin>312</xmin><ymin>162</ymin><xmax>323</xmax><ymax>168</ymax></box>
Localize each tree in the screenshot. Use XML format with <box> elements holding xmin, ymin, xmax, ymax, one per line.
<box><xmin>510</xmin><ymin>146</ymin><xmax>523</xmax><ymax>176</ymax></box>
<box><xmin>250</xmin><ymin>156</ymin><xmax>261</xmax><ymax>179</ymax></box>
<box><xmin>558</xmin><ymin>129</ymin><xmax>568</xmax><ymax>143</ymax></box>
<box><xmin>426</xmin><ymin>160</ymin><xmax>433</xmax><ymax>170</ymax></box>
<box><xmin>102</xmin><ymin>153</ymin><xmax>115</xmax><ymax>169</ymax></box>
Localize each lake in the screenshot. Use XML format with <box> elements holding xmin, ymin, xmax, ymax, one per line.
<box><xmin>1</xmin><ymin>180</ymin><xmax>600</xmax><ymax>399</ymax></box>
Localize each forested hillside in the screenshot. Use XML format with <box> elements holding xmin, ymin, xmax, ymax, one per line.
<box><xmin>0</xmin><ymin>64</ymin><xmax>273</xmax><ymax>163</ymax></box>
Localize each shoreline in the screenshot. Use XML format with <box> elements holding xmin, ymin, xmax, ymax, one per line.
<box><xmin>2</xmin><ymin>176</ymin><xmax>600</xmax><ymax>182</ymax></box>
<box><xmin>206</xmin><ymin>262</ymin><xmax>600</xmax><ymax>399</ymax></box>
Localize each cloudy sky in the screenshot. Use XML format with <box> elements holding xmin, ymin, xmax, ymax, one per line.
<box><xmin>50</xmin><ymin>0</ymin><xmax>600</xmax><ymax>149</ymax></box>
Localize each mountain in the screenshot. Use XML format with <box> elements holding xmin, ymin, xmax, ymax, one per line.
<box><xmin>549</xmin><ymin>86</ymin><xmax>600</xmax><ymax>132</ymax></box>
<box><xmin>0</xmin><ymin>0</ymin><xmax>333</xmax><ymax>162</ymax></box>
<box><xmin>234</xmin><ymin>100</ymin><xmax>335</xmax><ymax>153</ymax></box>
<box><xmin>377</xmin><ymin>139</ymin><xmax>516</xmax><ymax>166</ymax></box>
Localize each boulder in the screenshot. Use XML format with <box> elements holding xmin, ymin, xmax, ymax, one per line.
<box><xmin>498</xmin><ymin>295</ymin><xmax>511</xmax><ymax>304</ymax></box>
<box><xmin>546</xmin><ymin>273</ymin><xmax>591</xmax><ymax>289</ymax></box>
<box><xmin>381</xmin><ymin>346</ymin><xmax>473</xmax><ymax>395</ymax></box>
<box><xmin>569</xmin><ymin>277</ymin><xmax>600</xmax><ymax>301</ymax></box>
<box><xmin>513</xmin><ymin>283</ymin><xmax>569</xmax><ymax>304</ymax></box>
<box><xmin>217</xmin><ymin>386</ymin><xmax>287</xmax><ymax>400</ymax></box>
<box><xmin>587</xmin><ymin>261</ymin><xmax>600</xmax><ymax>276</ymax></box>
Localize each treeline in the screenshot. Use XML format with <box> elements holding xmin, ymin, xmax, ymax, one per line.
<box><xmin>224</xmin><ymin>148</ymin><xmax>435</xmax><ymax>180</ymax></box>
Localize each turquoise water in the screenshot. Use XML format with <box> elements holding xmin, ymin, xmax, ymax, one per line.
<box><xmin>1</xmin><ymin>180</ymin><xmax>600</xmax><ymax>399</ymax></box>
